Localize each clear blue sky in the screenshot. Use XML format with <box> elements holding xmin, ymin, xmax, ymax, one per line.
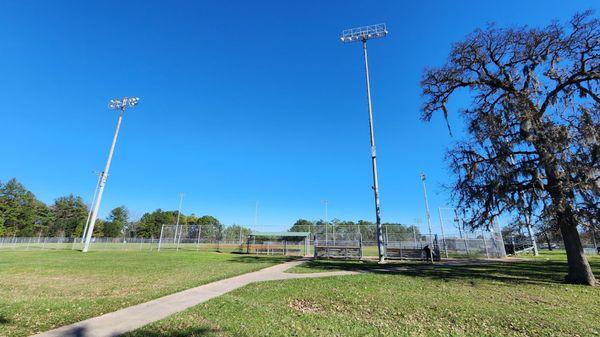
<box><xmin>1</xmin><ymin>0</ymin><xmax>597</xmax><ymax>233</ymax></box>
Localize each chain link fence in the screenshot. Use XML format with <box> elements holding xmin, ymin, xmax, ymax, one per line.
<box><xmin>5</xmin><ymin>222</ymin><xmax>596</xmax><ymax>258</ymax></box>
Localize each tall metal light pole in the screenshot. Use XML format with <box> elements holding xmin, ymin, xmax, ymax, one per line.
<box><xmin>341</xmin><ymin>23</ymin><xmax>388</xmax><ymax>263</ymax></box>
<box><xmin>81</xmin><ymin>171</ymin><xmax>101</xmax><ymax>243</ymax></box>
<box><xmin>174</xmin><ymin>193</ymin><xmax>185</xmax><ymax>244</ymax></box>
<box><xmin>175</xmin><ymin>193</ymin><xmax>185</xmax><ymax>226</ymax></box>
<box><xmin>83</xmin><ymin>97</ymin><xmax>139</xmax><ymax>253</ymax></box>
<box><xmin>420</xmin><ymin>172</ymin><xmax>434</xmax><ymax>246</ymax></box>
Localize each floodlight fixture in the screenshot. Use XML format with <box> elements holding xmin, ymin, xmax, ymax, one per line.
<box><xmin>109</xmin><ymin>97</ymin><xmax>140</xmax><ymax>110</ymax></box>
<box><xmin>340</xmin><ymin>23</ymin><xmax>387</xmax><ymax>43</ymax></box>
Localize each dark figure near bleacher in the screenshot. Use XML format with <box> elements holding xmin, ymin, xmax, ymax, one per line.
<box><xmin>423</xmin><ymin>245</ymin><xmax>434</xmax><ymax>263</ymax></box>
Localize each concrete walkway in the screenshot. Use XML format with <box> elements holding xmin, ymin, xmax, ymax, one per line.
<box><xmin>32</xmin><ymin>260</ymin><xmax>357</xmax><ymax>337</ymax></box>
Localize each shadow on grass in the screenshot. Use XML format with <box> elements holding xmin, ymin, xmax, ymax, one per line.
<box><xmin>123</xmin><ymin>326</ymin><xmax>217</xmax><ymax>337</ymax></box>
<box><xmin>0</xmin><ymin>314</ymin><xmax>10</xmax><ymax>325</ymax></box>
<box><xmin>47</xmin><ymin>325</ymin><xmax>217</xmax><ymax>337</ymax></box>
<box><xmin>295</xmin><ymin>258</ymin><xmax>596</xmax><ymax>285</ymax></box>
<box><xmin>225</xmin><ymin>254</ymin><xmax>299</xmax><ymax>265</ymax></box>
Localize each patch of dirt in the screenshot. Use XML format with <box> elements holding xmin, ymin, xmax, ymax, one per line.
<box><xmin>288</xmin><ymin>298</ymin><xmax>322</xmax><ymax>313</ymax></box>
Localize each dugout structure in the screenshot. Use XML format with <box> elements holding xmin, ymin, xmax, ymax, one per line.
<box><xmin>246</xmin><ymin>232</ymin><xmax>310</xmax><ymax>256</ymax></box>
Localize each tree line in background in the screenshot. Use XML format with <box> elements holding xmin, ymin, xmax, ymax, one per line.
<box><xmin>0</xmin><ymin>178</ymin><xmax>252</xmax><ymax>240</ymax></box>
<box><xmin>0</xmin><ymin>178</ymin><xmax>129</xmax><ymax>238</ymax></box>
<box><xmin>1</xmin><ymin>178</ymin><xmax>421</xmax><ymax>243</ymax></box>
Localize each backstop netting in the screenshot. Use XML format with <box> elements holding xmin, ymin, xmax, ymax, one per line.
<box><xmin>437</xmin><ymin>208</ymin><xmax>506</xmax><ymax>258</ymax></box>
<box><xmin>158</xmin><ymin>224</ymin><xmax>244</xmax><ymax>252</ymax></box>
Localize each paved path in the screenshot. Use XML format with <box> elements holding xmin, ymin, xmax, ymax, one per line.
<box><xmin>32</xmin><ymin>260</ymin><xmax>357</xmax><ymax>337</ymax></box>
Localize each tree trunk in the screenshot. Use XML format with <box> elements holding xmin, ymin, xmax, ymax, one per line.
<box><xmin>532</xmin><ymin>126</ymin><xmax>596</xmax><ymax>285</ymax></box>
<box><xmin>557</xmin><ymin>211</ymin><xmax>596</xmax><ymax>285</ymax></box>
<box><xmin>544</xmin><ymin>231</ymin><xmax>552</xmax><ymax>251</ymax></box>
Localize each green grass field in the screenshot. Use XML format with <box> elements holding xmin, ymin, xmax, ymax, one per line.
<box><xmin>0</xmin><ymin>250</ymin><xmax>289</xmax><ymax>337</ymax></box>
<box><xmin>127</xmin><ymin>252</ymin><xmax>600</xmax><ymax>337</ymax></box>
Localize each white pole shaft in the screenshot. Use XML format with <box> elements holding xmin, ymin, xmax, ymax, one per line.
<box><xmin>174</xmin><ymin>194</ymin><xmax>184</xmax><ymax>244</ymax></box>
<box><xmin>525</xmin><ymin>214</ymin><xmax>539</xmax><ymax>256</ymax></box>
<box><xmin>362</xmin><ymin>40</ymin><xmax>385</xmax><ymax>263</ymax></box>
<box><xmin>421</xmin><ymin>178</ymin><xmax>433</xmax><ymax>246</ymax></box>
<box><xmin>437</xmin><ymin>208</ymin><xmax>448</xmax><ymax>258</ymax></box>
<box><xmin>83</xmin><ymin>109</ymin><xmax>125</xmax><ymax>252</ymax></box>
<box><xmin>82</xmin><ymin>173</ymin><xmax>101</xmax><ymax>243</ymax></box>
<box><xmin>495</xmin><ymin>218</ymin><xmax>507</xmax><ymax>257</ymax></box>
<box><xmin>175</xmin><ymin>193</ymin><xmax>184</xmax><ymax>227</ymax></box>
<box><xmin>412</xmin><ymin>225</ymin><xmax>417</xmax><ymax>248</ymax></box>
<box><xmin>482</xmin><ymin>229</ymin><xmax>490</xmax><ymax>259</ymax></box>
<box><xmin>158</xmin><ymin>224</ymin><xmax>164</xmax><ymax>252</ymax></box>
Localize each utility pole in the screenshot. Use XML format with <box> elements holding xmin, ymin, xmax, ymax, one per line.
<box><xmin>83</xmin><ymin>97</ymin><xmax>139</xmax><ymax>253</ymax></box>
<box><xmin>420</xmin><ymin>172</ymin><xmax>434</xmax><ymax>246</ymax></box>
<box><xmin>341</xmin><ymin>23</ymin><xmax>388</xmax><ymax>263</ymax></box>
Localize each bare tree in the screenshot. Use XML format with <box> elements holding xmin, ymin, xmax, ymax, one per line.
<box><xmin>421</xmin><ymin>12</ymin><xmax>599</xmax><ymax>285</ymax></box>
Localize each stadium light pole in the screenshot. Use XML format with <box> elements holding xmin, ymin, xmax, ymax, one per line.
<box><xmin>420</xmin><ymin>172</ymin><xmax>434</xmax><ymax>246</ymax></box>
<box><xmin>175</xmin><ymin>193</ymin><xmax>185</xmax><ymax>226</ymax></box>
<box><xmin>174</xmin><ymin>193</ymin><xmax>185</xmax><ymax>244</ymax></box>
<box><xmin>83</xmin><ymin>97</ymin><xmax>140</xmax><ymax>253</ymax></box>
<box><xmin>81</xmin><ymin>171</ymin><xmax>102</xmax><ymax>243</ymax></box>
<box><xmin>341</xmin><ymin>23</ymin><xmax>388</xmax><ymax>263</ymax></box>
